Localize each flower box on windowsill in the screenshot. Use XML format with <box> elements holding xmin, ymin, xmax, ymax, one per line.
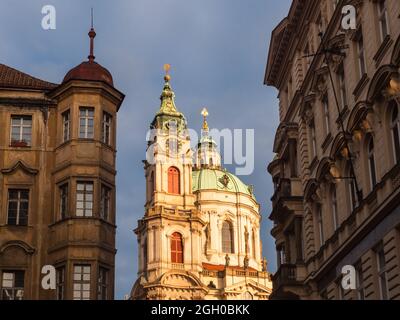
<box><xmin>10</xmin><ymin>140</ymin><xmax>30</xmax><ymax>148</ymax></box>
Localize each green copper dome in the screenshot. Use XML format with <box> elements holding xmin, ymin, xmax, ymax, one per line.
<box><xmin>192</xmin><ymin>168</ymin><xmax>256</xmax><ymax>200</ymax></box>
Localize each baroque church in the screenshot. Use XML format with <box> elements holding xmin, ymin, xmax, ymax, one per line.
<box><xmin>130</xmin><ymin>67</ymin><xmax>272</xmax><ymax>300</ymax></box>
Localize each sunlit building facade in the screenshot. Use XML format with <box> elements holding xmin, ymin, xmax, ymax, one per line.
<box><xmin>131</xmin><ymin>72</ymin><xmax>272</xmax><ymax>300</ymax></box>
<box><xmin>0</xmin><ymin>27</ymin><xmax>124</xmax><ymax>299</ymax></box>
<box><xmin>265</xmin><ymin>0</ymin><xmax>400</xmax><ymax>299</ymax></box>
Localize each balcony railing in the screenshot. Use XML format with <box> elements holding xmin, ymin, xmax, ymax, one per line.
<box><xmin>271</xmin><ymin>178</ymin><xmax>302</xmax><ymax>207</ymax></box>
<box><xmin>272</xmin><ymin>264</ymin><xmax>298</xmax><ymax>290</ymax></box>
<box><xmin>171</xmin><ymin>263</ymin><xmax>185</xmax><ymax>270</ymax></box>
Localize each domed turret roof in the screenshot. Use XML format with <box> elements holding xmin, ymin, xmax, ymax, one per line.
<box><xmin>63</xmin><ymin>61</ymin><xmax>113</xmax><ymax>86</ymax></box>
<box><xmin>192</xmin><ymin>168</ymin><xmax>255</xmax><ymax>199</ymax></box>
<box><xmin>62</xmin><ymin>26</ymin><xmax>113</xmax><ymax>87</ymax></box>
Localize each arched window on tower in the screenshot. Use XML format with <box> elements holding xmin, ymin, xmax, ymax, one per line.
<box><xmin>390</xmin><ymin>101</ymin><xmax>400</xmax><ymax>164</ymax></box>
<box><xmin>222</xmin><ymin>221</ymin><xmax>234</xmax><ymax>253</ymax></box>
<box><xmin>367</xmin><ymin>135</ymin><xmax>377</xmax><ymax>190</ymax></box>
<box><xmin>171</xmin><ymin>232</ymin><xmax>183</xmax><ymax>263</ymax></box>
<box><xmin>168</xmin><ymin>167</ymin><xmax>180</xmax><ymax>194</ymax></box>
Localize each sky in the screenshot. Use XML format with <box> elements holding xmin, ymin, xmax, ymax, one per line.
<box><xmin>0</xmin><ymin>0</ymin><xmax>291</xmax><ymax>299</ymax></box>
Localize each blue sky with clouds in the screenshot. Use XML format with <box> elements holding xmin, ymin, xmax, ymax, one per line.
<box><xmin>0</xmin><ymin>0</ymin><xmax>291</xmax><ymax>299</ymax></box>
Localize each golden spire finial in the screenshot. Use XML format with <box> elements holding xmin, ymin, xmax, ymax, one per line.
<box><xmin>201</xmin><ymin>107</ymin><xmax>209</xmax><ymax>130</ymax></box>
<box><xmin>163</xmin><ymin>64</ymin><xmax>171</xmax><ymax>82</ymax></box>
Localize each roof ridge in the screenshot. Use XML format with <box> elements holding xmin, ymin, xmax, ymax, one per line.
<box><xmin>0</xmin><ymin>63</ymin><xmax>58</xmax><ymax>90</ymax></box>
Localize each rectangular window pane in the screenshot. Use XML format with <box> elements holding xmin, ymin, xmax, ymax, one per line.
<box><xmin>10</xmin><ymin>116</ymin><xmax>32</xmax><ymax>146</ymax></box>
<box><xmin>1</xmin><ymin>271</ymin><xmax>25</xmax><ymax>300</ymax></box>
<box><xmin>73</xmin><ymin>265</ymin><xmax>91</xmax><ymax>300</ymax></box>
<box><xmin>79</xmin><ymin>107</ymin><xmax>94</xmax><ymax>139</ymax></box>
<box><xmin>76</xmin><ymin>182</ymin><xmax>94</xmax><ymax>217</ymax></box>
<box><xmin>7</xmin><ymin>189</ymin><xmax>29</xmax><ymax>226</ymax></box>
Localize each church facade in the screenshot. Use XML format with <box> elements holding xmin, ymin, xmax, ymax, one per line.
<box><xmin>130</xmin><ymin>70</ymin><xmax>272</xmax><ymax>300</ymax></box>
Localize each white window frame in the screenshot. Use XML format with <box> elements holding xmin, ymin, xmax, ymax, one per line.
<box><xmin>62</xmin><ymin>110</ymin><xmax>71</xmax><ymax>142</ymax></box>
<box><xmin>76</xmin><ymin>182</ymin><xmax>93</xmax><ymax>217</ymax></box>
<box><xmin>73</xmin><ymin>265</ymin><xmax>91</xmax><ymax>300</ymax></box>
<box><xmin>10</xmin><ymin>115</ymin><xmax>32</xmax><ymax>146</ymax></box>
<box><xmin>102</xmin><ymin>112</ymin><xmax>112</xmax><ymax>145</ymax></box>
<box><xmin>79</xmin><ymin>107</ymin><xmax>94</xmax><ymax>139</ymax></box>
<box><xmin>1</xmin><ymin>270</ymin><xmax>24</xmax><ymax>300</ymax></box>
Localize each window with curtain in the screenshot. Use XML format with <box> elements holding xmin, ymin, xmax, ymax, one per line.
<box><xmin>171</xmin><ymin>232</ymin><xmax>183</xmax><ymax>263</ymax></box>
<box><xmin>221</xmin><ymin>221</ymin><xmax>234</xmax><ymax>253</ymax></box>
<box><xmin>168</xmin><ymin>167</ymin><xmax>180</xmax><ymax>194</ymax></box>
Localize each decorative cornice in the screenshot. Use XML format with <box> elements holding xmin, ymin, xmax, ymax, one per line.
<box><xmin>1</xmin><ymin>160</ymin><xmax>38</xmax><ymax>176</ymax></box>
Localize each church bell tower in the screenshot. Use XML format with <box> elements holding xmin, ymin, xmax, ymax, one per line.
<box><xmin>132</xmin><ymin>66</ymin><xmax>207</xmax><ymax>300</ymax></box>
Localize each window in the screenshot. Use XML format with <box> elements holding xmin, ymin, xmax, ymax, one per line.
<box><xmin>322</xmin><ymin>95</ymin><xmax>330</xmax><ymax>136</ymax></box>
<box><xmin>338</xmin><ymin>64</ymin><xmax>347</xmax><ymax>110</ymax></box>
<box><xmin>317</xmin><ymin>205</ymin><xmax>324</xmax><ymax>246</ymax></box>
<box><xmin>102</xmin><ymin>112</ymin><xmax>112</xmax><ymax>145</ymax></box>
<box><xmin>97</xmin><ymin>267</ymin><xmax>108</xmax><ymax>300</ymax></box>
<box><xmin>332</xmin><ymin>186</ymin><xmax>339</xmax><ymax>231</ymax></box>
<box><xmin>278</xmin><ymin>245</ymin><xmax>286</xmax><ymax>266</ymax></box>
<box><xmin>376</xmin><ymin>244</ymin><xmax>388</xmax><ymax>300</ymax></box>
<box><xmin>168</xmin><ymin>167</ymin><xmax>180</xmax><ymax>194</ymax></box>
<box><xmin>76</xmin><ymin>182</ymin><xmax>93</xmax><ymax>217</ymax></box>
<box><xmin>166</xmin><ymin>138</ymin><xmax>179</xmax><ymax>156</ymax></box>
<box><xmin>79</xmin><ymin>107</ymin><xmax>94</xmax><ymax>139</ymax></box>
<box><xmin>304</xmin><ymin>42</ymin><xmax>312</xmax><ymax>69</ymax></box>
<box><xmin>377</xmin><ymin>0</ymin><xmax>389</xmax><ymax>41</ymax></box>
<box><xmin>73</xmin><ymin>265</ymin><xmax>91</xmax><ymax>300</ymax></box>
<box><xmin>355</xmin><ymin>262</ymin><xmax>365</xmax><ymax>300</ymax></box>
<box><xmin>100</xmin><ymin>185</ymin><xmax>111</xmax><ymax>220</ymax></box>
<box><xmin>221</xmin><ymin>221</ymin><xmax>234</xmax><ymax>253</ymax></box>
<box><xmin>367</xmin><ymin>137</ymin><xmax>377</xmax><ymax>189</ymax></box>
<box><xmin>310</xmin><ymin>121</ymin><xmax>317</xmax><ymax>158</ymax></box>
<box><xmin>349</xmin><ymin>177</ymin><xmax>358</xmax><ymax>213</ymax></box>
<box><xmin>252</xmin><ymin>230</ymin><xmax>257</xmax><ymax>258</ymax></box>
<box><xmin>62</xmin><ymin>110</ymin><xmax>70</xmax><ymax>142</ymax></box>
<box><xmin>390</xmin><ymin>101</ymin><xmax>400</xmax><ymax>164</ymax></box>
<box><xmin>56</xmin><ymin>267</ymin><xmax>65</xmax><ymax>300</ymax></box>
<box><xmin>10</xmin><ymin>115</ymin><xmax>32</xmax><ymax>147</ymax></box>
<box><xmin>1</xmin><ymin>271</ymin><xmax>24</xmax><ymax>300</ymax></box>
<box><xmin>59</xmin><ymin>184</ymin><xmax>69</xmax><ymax>219</ymax></box>
<box><xmin>7</xmin><ymin>189</ymin><xmax>29</xmax><ymax>226</ymax></box>
<box><xmin>171</xmin><ymin>232</ymin><xmax>183</xmax><ymax>263</ymax></box>
<box><xmin>356</xmin><ymin>29</ymin><xmax>366</xmax><ymax>79</ymax></box>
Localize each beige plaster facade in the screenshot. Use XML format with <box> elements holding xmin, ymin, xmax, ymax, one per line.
<box><xmin>265</xmin><ymin>0</ymin><xmax>400</xmax><ymax>300</ymax></box>
<box><xmin>131</xmin><ymin>75</ymin><xmax>272</xmax><ymax>300</ymax></box>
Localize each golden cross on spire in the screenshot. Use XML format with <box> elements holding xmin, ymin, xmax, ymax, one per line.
<box><xmin>163</xmin><ymin>64</ymin><xmax>171</xmax><ymax>82</ymax></box>
<box><xmin>201</xmin><ymin>107</ymin><xmax>209</xmax><ymax>130</ymax></box>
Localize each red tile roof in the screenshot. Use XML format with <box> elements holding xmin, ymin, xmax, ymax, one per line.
<box><xmin>0</xmin><ymin>64</ymin><xmax>58</xmax><ymax>90</ymax></box>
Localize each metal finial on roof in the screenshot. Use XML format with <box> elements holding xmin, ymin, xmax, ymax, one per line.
<box><xmin>201</xmin><ymin>107</ymin><xmax>209</xmax><ymax>131</ymax></box>
<box><xmin>88</xmin><ymin>8</ymin><xmax>96</xmax><ymax>62</ymax></box>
